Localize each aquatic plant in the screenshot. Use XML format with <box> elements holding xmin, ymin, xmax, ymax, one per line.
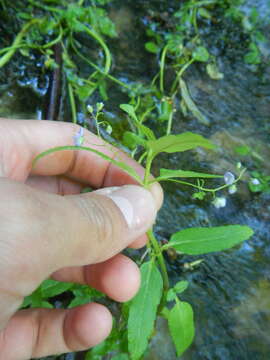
<box><xmin>0</xmin><ymin>0</ymin><xmax>261</xmax><ymax>358</ymax></box>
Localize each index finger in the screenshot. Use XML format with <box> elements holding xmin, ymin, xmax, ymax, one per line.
<box><xmin>0</xmin><ymin>119</ymin><xmax>163</xmax><ymax>207</ymax></box>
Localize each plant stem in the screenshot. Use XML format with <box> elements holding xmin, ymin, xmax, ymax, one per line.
<box><xmin>0</xmin><ymin>19</ymin><xmax>40</xmax><ymax>68</ymax></box>
<box><xmin>160</xmin><ymin>45</ymin><xmax>168</xmax><ymax>93</ymax></box>
<box><xmin>166</xmin><ymin>104</ymin><xmax>174</xmax><ymax>135</ymax></box>
<box><xmin>68</xmin><ymin>83</ymin><xmax>77</xmax><ymax>124</ymax></box>
<box><xmin>170</xmin><ymin>58</ymin><xmax>194</xmax><ymax>95</ymax></box>
<box><xmin>81</xmin><ymin>24</ymin><xmax>111</xmax><ymax>75</ymax></box>
<box><xmin>147</xmin><ymin>229</ymin><xmax>170</xmax><ymax>291</ymax></box>
<box><xmin>143</xmin><ymin>151</ymin><xmax>153</xmax><ymax>186</ymax></box>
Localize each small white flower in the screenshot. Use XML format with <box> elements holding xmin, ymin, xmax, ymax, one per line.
<box><xmin>251</xmin><ymin>178</ymin><xmax>260</xmax><ymax>185</ymax></box>
<box><xmin>97</xmin><ymin>102</ymin><xmax>104</xmax><ymax>112</ymax></box>
<box><xmin>228</xmin><ymin>185</ymin><xmax>237</xmax><ymax>194</ymax></box>
<box><xmin>224</xmin><ymin>171</ymin><xmax>235</xmax><ymax>185</ymax></box>
<box><xmin>87</xmin><ymin>105</ymin><xmax>94</xmax><ymax>114</ymax></box>
<box><xmin>236</xmin><ymin>162</ymin><xmax>242</xmax><ymax>169</ymax></box>
<box><xmin>212</xmin><ymin>196</ymin><xmax>227</xmax><ymax>209</ymax></box>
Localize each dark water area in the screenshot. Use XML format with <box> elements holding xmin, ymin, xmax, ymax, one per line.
<box><xmin>1</xmin><ymin>0</ymin><xmax>270</xmax><ymax>359</ymax></box>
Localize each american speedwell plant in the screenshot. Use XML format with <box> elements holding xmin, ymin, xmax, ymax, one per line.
<box><xmin>32</xmin><ymin>103</ymin><xmax>253</xmax><ymax>359</ymax></box>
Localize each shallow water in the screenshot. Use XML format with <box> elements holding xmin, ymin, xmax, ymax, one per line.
<box><xmin>1</xmin><ymin>1</ymin><xmax>270</xmax><ymax>359</ymax></box>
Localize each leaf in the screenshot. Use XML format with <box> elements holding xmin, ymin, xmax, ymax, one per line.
<box><xmin>120</xmin><ymin>104</ymin><xmax>138</xmax><ymax>121</ymax></box>
<box><xmin>192</xmin><ymin>46</ymin><xmax>209</xmax><ymax>62</ymax></box>
<box><xmin>33</xmin><ymin>146</ymin><xmax>143</xmax><ymax>185</ymax></box>
<box><xmin>123</xmin><ymin>131</ymin><xmax>146</xmax><ymax>150</ymax></box>
<box><xmin>168</xmin><ymin>225</ymin><xmax>254</xmax><ymax>255</ymax></box>
<box><xmin>167</xmin><ymin>281</ymin><xmax>189</xmax><ymax>302</ymax></box>
<box><xmin>180</xmin><ymin>79</ymin><xmax>210</xmax><ymax>125</ymax></box>
<box><xmin>244</xmin><ymin>43</ymin><xmax>261</xmax><ymax>64</ymax></box>
<box><xmin>145</xmin><ymin>41</ymin><xmax>159</xmax><ymax>54</ymax></box>
<box><xmin>192</xmin><ymin>191</ymin><xmax>206</xmax><ymax>200</ymax></box>
<box><xmin>158</xmin><ymin>168</ymin><xmax>222</xmax><ymax>181</ymax></box>
<box><xmin>41</xmin><ymin>279</ymin><xmax>74</xmax><ymax>299</ymax></box>
<box><xmin>168</xmin><ymin>299</ymin><xmax>195</xmax><ymax>357</ymax></box>
<box><xmin>206</xmin><ymin>63</ymin><xmax>224</xmax><ymax>80</ymax></box>
<box><xmin>120</xmin><ymin>104</ymin><xmax>155</xmax><ymax>141</ymax></box>
<box><xmin>128</xmin><ymin>261</ymin><xmax>163</xmax><ymax>360</ymax></box>
<box><xmin>147</xmin><ymin>132</ymin><xmax>215</xmax><ymax>158</ymax></box>
<box><xmin>111</xmin><ymin>354</ymin><xmax>129</xmax><ymax>360</ymax></box>
<box><xmin>234</xmin><ymin>145</ymin><xmax>251</xmax><ymax>156</ymax></box>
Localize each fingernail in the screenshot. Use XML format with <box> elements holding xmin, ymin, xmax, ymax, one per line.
<box><xmin>106</xmin><ymin>185</ymin><xmax>157</xmax><ymax>230</ymax></box>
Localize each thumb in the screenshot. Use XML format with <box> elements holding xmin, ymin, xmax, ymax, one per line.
<box><xmin>0</xmin><ymin>181</ymin><xmax>157</xmax><ymax>292</ymax></box>
<box><xmin>0</xmin><ymin>181</ymin><xmax>158</xmax><ymax>330</ymax></box>
<box><xmin>62</xmin><ymin>185</ymin><xmax>157</xmax><ymax>267</ymax></box>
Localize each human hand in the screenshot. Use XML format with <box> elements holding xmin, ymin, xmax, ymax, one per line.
<box><xmin>0</xmin><ymin>119</ymin><xmax>163</xmax><ymax>359</ymax></box>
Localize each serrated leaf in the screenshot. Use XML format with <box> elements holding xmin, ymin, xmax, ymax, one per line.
<box><xmin>147</xmin><ymin>132</ymin><xmax>214</xmax><ymax>158</ymax></box>
<box><xmin>168</xmin><ymin>300</ymin><xmax>195</xmax><ymax>357</ymax></box>
<box><xmin>168</xmin><ymin>225</ymin><xmax>254</xmax><ymax>255</ymax></box>
<box><xmin>128</xmin><ymin>261</ymin><xmax>163</xmax><ymax>360</ymax></box>
<box><xmin>158</xmin><ymin>168</ymin><xmax>222</xmax><ymax>181</ymax></box>
<box><xmin>41</xmin><ymin>279</ymin><xmax>74</xmax><ymax>298</ymax></box>
<box><xmin>33</xmin><ymin>146</ymin><xmax>143</xmax><ymax>185</ymax></box>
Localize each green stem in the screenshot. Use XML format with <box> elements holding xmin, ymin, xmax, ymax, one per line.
<box><xmin>147</xmin><ymin>229</ymin><xmax>170</xmax><ymax>291</ymax></box>
<box><xmin>166</xmin><ymin>103</ymin><xmax>174</xmax><ymax>135</ymax></box>
<box><xmin>68</xmin><ymin>83</ymin><xmax>77</xmax><ymax>124</ymax></box>
<box><xmin>170</xmin><ymin>58</ymin><xmax>195</xmax><ymax>95</ymax></box>
<box><xmin>143</xmin><ymin>151</ymin><xmax>153</xmax><ymax>187</ymax></box>
<box><xmin>160</xmin><ymin>44</ymin><xmax>169</xmax><ymax>93</ymax></box>
<box><xmin>81</xmin><ymin>24</ymin><xmax>111</xmax><ymax>75</ymax></box>
<box><xmin>0</xmin><ymin>19</ymin><xmax>40</xmax><ymax>68</ymax></box>
<box><xmin>71</xmin><ymin>40</ymin><xmax>131</xmax><ymax>90</ymax></box>
<box><xmin>28</xmin><ymin>0</ymin><xmax>62</xmax><ymax>13</ymax></box>
<box><xmin>149</xmin><ymin>168</ymin><xmax>246</xmax><ymax>192</ymax></box>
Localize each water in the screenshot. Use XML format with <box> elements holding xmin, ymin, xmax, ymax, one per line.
<box><xmin>0</xmin><ymin>1</ymin><xmax>270</xmax><ymax>359</ymax></box>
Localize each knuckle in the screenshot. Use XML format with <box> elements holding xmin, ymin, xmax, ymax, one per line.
<box><xmin>76</xmin><ymin>195</ymin><xmax>123</xmax><ymax>260</ymax></box>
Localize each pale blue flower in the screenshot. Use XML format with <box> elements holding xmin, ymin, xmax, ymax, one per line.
<box><xmin>73</xmin><ymin>127</ymin><xmax>84</xmax><ymax>146</ymax></box>
<box><xmin>224</xmin><ymin>171</ymin><xmax>235</xmax><ymax>185</ymax></box>
<box><xmin>251</xmin><ymin>178</ymin><xmax>260</xmax><ymax>185</ymax></box>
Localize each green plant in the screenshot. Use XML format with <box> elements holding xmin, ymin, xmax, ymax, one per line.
<box><xmin>32</xmin><ymin>103</ymin><xmax>253</xmax><ymax>358</ymax></box>
<box><xmin>0</xmin><ymin>0</ymin><xmax>258</xmax><ymax>358</ymax></box>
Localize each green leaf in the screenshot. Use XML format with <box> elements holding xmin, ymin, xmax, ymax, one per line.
<box><xmin>145</xmin><ymin>41</ymin><xmax>159</xmax><ymax>54</ymax></box>
<box><xmin>174</xmin><ymin>280</ymin><xmax>189</xmax><ymax>293</ymax></box>
<box><xmin>41</xmin><ymin>279</ymin><xmax>74</xmax><ymax>299</ymax></box>
<box><xmin>147</xmin><ymin>132</ymin><xmax>215</xmax><ymax>158</ymax></box>
<box><xmin>167</xmin><ymin>281</ymin><xmax>189</xmax><ymax>302</ymax></box>
<box><xmin>111</xmin><ymin>354</ymin><xmax>129</xmax><ymax>360</ymax></box>
<box><xmin>168</xmin><ymin>299</ymin><xmax>195</xmax><ymax>357</ymax></box>
<box><xmin>158</xmin><ymin>168</ymin><xmax>222</xmax><ymax>181</ymax></box>
<box><xmin>33</xmin><ymin>146</ymin><xmax>143</xmax><ymax>185</ymax></box>
<box><xmin>123</xmin><ymin>131</ymin><xmax>146</xmax><ymax>150</ymax></box>
<box><xmin>234</xmin><ymin>145</ymin><xmax>251</xmax><ymax>156</ymax></box>
<box><xmin>192</xmin><ymin>46</ymin><xmax>209</xmax><ymax>62</ymax></box>
<box><xmin>120</xmin><ymin>104</ymin><xmax>155</xmax><ymax>141</ymax></box>
<box><xmin>128</xmin><ymin>261</ymin><xmax>163</xmax><ymax>360</ymax></box>
<box><xmin>120</xmin><ymin>104</ymin><xmax>138</xmax><ymax>121</ymax></box>
<box><xmin>244</xmin><ymin>43</ymin><xmax>261</xmax><ymax>64</ymax></box>
<box><xmin>192</xmin><ymin>191</ymin><xmax>206</xmax><ymax>200</ymax></box>
<box><xmin>206</xmin><ymin>63</ymin><xmax>224</xmax><ymax>80</ymax></box>
<box><xmin>168</xmin><ymin>225</ymin><xmax>254</xmax><ymax>255</ymax></box>
<box><xmin>180</xmin><ymin>79</ymin><xmax>210</xmax><ymax>125</ymax></box>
